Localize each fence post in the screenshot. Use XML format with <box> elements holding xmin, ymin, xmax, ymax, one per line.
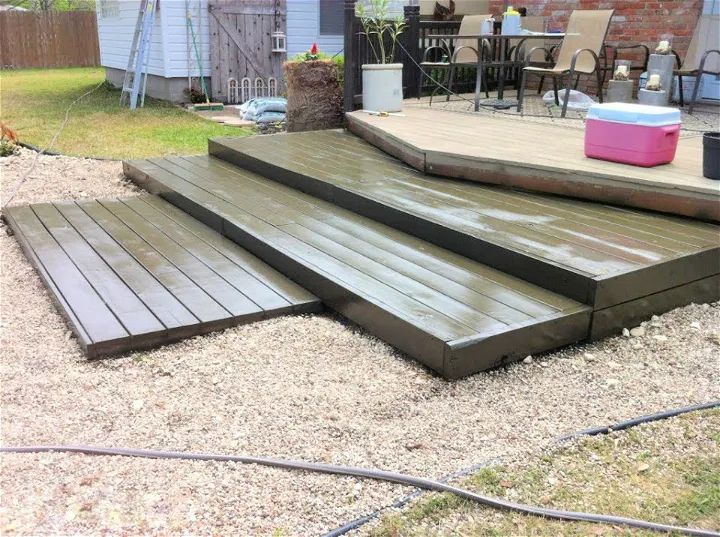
<box><xmin>344</xmin><ymin>0</ymin><xmax>358</xmax><ymax>113</ymax></box>
<box><xmin>403</xmin><ymin>3</ymin><xmax>421</xmax><ymax>99</ymax></box>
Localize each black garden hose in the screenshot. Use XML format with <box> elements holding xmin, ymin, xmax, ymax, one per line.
<box><xmin>557</xmin><ymin>400</ymin><xmax>720</xmax><ymax>442</ymax></box>
<box><xmin>322</xmin><ymin>400</ymin><xmax>720</xmax><ymax>536</ymax></box>
<box><xmin>1</xmin><ymin>438</ymin><xmax>718</xmax><ymax>537</ymax></box>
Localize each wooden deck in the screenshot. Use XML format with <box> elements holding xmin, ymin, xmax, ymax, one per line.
<box><xmin>124</xmin><ymin>155</ymin><xmax>592</xmax><ymax>378</ymax></box>
<box><xmin>210</xmin><ymin>130</ymin><xmax>720</xmax><ymax>339</ymax></box>
<box><xmin>4</xmin><ymin>196</ymin><xmax>320</xmax><ymax>357</ymax></box>
<box><xmin>346</xmin><ymin>108</ymin><xmax>720</xmax><ymax>222</ymax></box>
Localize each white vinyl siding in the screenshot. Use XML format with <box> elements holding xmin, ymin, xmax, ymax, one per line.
<box><xmin>96</xmin><ymin>0</ymin><xmax>210</xmax><ymax>79</ymax></box>
<box><xmin>287</xmin><ymin>0</ymin><xmax>344</xmax><ymax>57</ymax></box>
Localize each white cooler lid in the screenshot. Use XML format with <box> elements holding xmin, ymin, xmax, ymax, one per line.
<box><xmin>587</xmin><ymin>103</ymin><xmax>681</xmax><ymax>126</ymax></box>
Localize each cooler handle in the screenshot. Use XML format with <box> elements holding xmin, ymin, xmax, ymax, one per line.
<box><xmin>662</xmin><ymin>125</ymin><xmax>678</xmax><ymax>136</ymax></box>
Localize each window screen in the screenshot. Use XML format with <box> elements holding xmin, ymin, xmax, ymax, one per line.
<box><xmin>319</xmin><ymin>0</ymin><xmax>345</xmax><ymax>35</ymax></box>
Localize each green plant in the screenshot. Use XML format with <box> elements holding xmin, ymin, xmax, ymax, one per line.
<box><xmin>0</xmin><ymin>122</ymin><xmax>19</xmax><ymax>157</ymax></box>
<box><xmin>355</xmin><ymin>0</ymin><xmax>407</xmax><ymax>64</ymax></box>
<box><xmin>184</xmin><ymin>86</ymin><xmax>208</xmax><ymax>104</ymax></box>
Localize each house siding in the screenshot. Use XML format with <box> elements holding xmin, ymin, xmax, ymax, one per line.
<box><xmin>96</xmin><ymin>0</ymin><xmax>210</xmax><ymax>79</ymax></box>
<box><xmin>287</xmin><ymin>0</ymin><xmax>344</xmax><ymax>57</ymax></box>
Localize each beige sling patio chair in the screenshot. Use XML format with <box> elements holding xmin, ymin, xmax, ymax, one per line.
<box><xmin>516</xmin><ymin>9</ymin><xmax>614</xmax><ymax>118</ymax></box>
<box><xmin>420</xmin><ymin>14</ymin><xmax>492</xmax><ymax>103</ymax></box>
<box><xmin>674</xmin><ymin>14</ymin><xmax>720</xmax><ymax>113</ymax></box>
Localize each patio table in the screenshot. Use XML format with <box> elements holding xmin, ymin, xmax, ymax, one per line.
<box><xmin>431</xmin><ymin>33</ymin><xmax>566</xmax><ymax>111</ymax></box>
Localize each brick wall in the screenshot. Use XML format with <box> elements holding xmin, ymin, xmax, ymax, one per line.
<box><xmin>488</xmin><ymin>1</ymin><xmax>703</xmax><ymax>92</ymax></box>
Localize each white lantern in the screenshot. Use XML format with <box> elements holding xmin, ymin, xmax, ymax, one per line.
<box><xmin>272</xmin><ymin>31</ymin><xmax>286</xmax><ymax>53</ymax></box>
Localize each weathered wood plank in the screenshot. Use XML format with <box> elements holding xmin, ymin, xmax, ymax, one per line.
<box><xmin>139</xmin><ymin>194</ymin><xmax>317</xmax><ymax>308</ymax></box>
<box><xmin>4</xmin><ymin>204</ymin><xmax>129</xmax><ymax>356</ymax></box>
<box><xmin>32</xmin><ymin>202</ymin><xmax>165</xmax><ymax>340</ymax></box>
<box><xmin>54</xmin><ymin>201</ymin><xmax>199</xmax><ymax>332</ymax></box>
<box><xmin>121</xmin><ymin>196</ymin><xmax>294</xmax><ymax>313</ymax></box>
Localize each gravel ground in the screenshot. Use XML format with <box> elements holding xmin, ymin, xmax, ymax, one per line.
<box><xmin>1</xmin><ymin>149</ymin><xmax>719</xmax><ymax>536</ymax></box>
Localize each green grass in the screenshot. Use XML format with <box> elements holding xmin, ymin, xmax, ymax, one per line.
<box><xmin>1</xmin><ymin>67</ymin><xmax>251</xmax><ymax>159</ymax></box>
<box><xmin>369</xmin><ymin>410</ymin><xmax>720</xmax><ymax>536</ymax></box>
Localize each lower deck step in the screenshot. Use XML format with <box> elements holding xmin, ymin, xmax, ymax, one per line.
<box><xmin>4</xmin><ymin>196</ymin><xmax>320</xmax><ymax>357</ymax></box>
<box><xmin>124</xmin><ymin>155</ymin><xmax>591</xmax><ymax>378</ymax></box>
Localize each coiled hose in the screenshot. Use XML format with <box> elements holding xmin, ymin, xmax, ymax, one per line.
<box><xmin>1</xmin><ymin>441</ymin><xmax>717</xmax><ymax>537</ymax></box>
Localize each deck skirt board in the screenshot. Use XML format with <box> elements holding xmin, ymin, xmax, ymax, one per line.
<box><xmin>5</xmin><ymin>196</ymin><xmax>321</xmax><ymax>358</ymax></box>
<box><xmin>123</xmin><ymin>155</ymin><xmax>592</xmax><ymax>378</ymax></box>
<box><xmin>209</xmin><ymin>131</ymin><xmax>720</xmax><ymax>309</ymax></box>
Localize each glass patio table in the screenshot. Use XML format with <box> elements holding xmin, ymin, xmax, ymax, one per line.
<box><xmin>431</xmin><ymin>33</ymin><xmax>566</xmax><ymax>111</ymax></box>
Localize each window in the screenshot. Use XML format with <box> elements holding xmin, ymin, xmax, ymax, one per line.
<box><xmin>319</xmin><ymin>0</ymin><xmax>344</xmax><ymax>36</ymax></box>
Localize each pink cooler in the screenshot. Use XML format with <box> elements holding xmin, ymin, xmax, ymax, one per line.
<box><xmin>584</xmin><ymin>103</ymin><xmax>681</xmax><ymax>167</ymax></box>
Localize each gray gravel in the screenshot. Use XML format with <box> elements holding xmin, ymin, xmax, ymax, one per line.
<box><xmin>1</xmin><ymin>149</ymin><xmax>719</xmax><ymax>535</ymax></box>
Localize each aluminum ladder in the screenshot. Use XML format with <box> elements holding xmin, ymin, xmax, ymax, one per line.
<box><xmin>120</xmin><ymin>0</ymin><xmax>157</xmax><ymax>110</ymax></box>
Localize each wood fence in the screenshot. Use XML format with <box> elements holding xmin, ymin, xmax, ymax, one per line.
<box><xmin>0</xmin><ymin>11</ymin><xmax>100</xmax><ymax>68</ymax></box>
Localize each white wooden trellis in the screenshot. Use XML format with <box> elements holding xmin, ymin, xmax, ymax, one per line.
<box><xmin>226</xmin><ymin>76</ymin><xmax>279</xmax><ymax>104</ymax></box>
<box><xmin>227</xmin><ymin>78</ymin><xmax>239</xmax><ymax>103</ymax></box>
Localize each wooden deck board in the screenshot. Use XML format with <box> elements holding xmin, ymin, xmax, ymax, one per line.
<box><xmin>345</xmin><ymin>108</ymin><xmax>720</xmax><ymax>221</ymax></box>
<box><xmin>4</xmin><ymin>196</ymin><xmax>321</xmax><ymax>358</ymax></box>
<box><xmin>124</xmin><ymin>155</ymin><xmax>592</xmax><ymax>378</ymax></box>
<box><xmin>210</xmin><ymin>130</ymin><xmax>719</xmax><ymax>310</ymax></box>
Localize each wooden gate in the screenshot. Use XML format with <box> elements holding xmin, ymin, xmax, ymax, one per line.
<box><xmin>208</xmin><ymin>0</ymin><xmax>287</xmax><ymax>103</ymax></box>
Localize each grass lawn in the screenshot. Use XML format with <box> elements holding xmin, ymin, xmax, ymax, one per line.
<box><xmin>1</xmin><ymin>67</ymin><xmax>251</xmax><ymax>160</ymax></box>
<box><xmin>369</xmin><ymin>409</ymin><xmax>720</xmax><ymax>536</ymax></box>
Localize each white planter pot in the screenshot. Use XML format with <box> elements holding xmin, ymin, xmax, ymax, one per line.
<box><xmin>362</xmin><ymin>63</ymin><xmax>403</xmax><ymax>113</ymax></box>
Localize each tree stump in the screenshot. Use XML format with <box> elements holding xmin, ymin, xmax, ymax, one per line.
<box><xmin>284</xmin><ymin>60</ymin><xmax>343</xmax><ymax>133</ymax></box>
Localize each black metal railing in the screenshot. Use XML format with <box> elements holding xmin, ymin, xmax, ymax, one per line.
<box><xmin>344</xmin><ymin>1</ymin><xmax>486</xmax><ymax>111</ymax></box>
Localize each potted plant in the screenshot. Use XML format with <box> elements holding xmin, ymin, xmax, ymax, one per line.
<box><xmin>703</xmin><ymin>132</ymin><xmax>720</xmax><ymax>180</ymax></box>
<box><xmin>356</xmin><ymin>0</ymin><xmax>407</xmax><ymax>112</ymax></box>
<box><xmin>645</xmin><ymin>34</ymin><xmax>674</xmax><ymax>105</ymax></box>
<box><xmin>607</xmin><ymin>60</ymin><xmax>633</xmax><ymax>103</ymax></box>
<box><xmin>638</xmin><ymin>70</ymin><xmax>668</xmax><ymax>106</ymax></box>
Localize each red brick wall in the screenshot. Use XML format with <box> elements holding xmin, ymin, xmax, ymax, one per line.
<box><xmin>488</xmin><ymin>1</ymin><xmax>702</xmax><ymax>91</ymax></box>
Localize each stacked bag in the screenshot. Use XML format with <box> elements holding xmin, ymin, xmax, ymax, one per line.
<box><xmin>239</xmin><ymin>97</ymin><xmax>287</xmax><ymax>124</ymax></box>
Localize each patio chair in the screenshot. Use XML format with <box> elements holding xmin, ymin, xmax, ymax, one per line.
<box><xmin>420</xmin><ymin>14</ymin><xmax>492</xmax><ymax>103</ymax></box>
<box><xmin>419</xmin><ymin>0</ymin><xmax>490</xmax><ymax>17</ymax></box>
<box><xmin>507</xmin><ymin>16</ymin><xmax>554</xmax><ymax>89</ymax></box>
<box><xmin>673</xmin><ymin>14</ymin><xmax>720</xmax><ymax>113</ymax></box>
<box><xmin>516</xmin><ymin>9</ymin><xmax>614</xmax><ymax>118</ymax></box>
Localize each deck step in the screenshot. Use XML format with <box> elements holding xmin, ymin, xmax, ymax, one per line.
<box><xmin>4</xmin><ymin>196</ymin><xmax>320</xmax><ymax>358</ymax></box>
<box><xmin>124</xmin><ymin>155</ymin><xmax>591</xmax><ymax>378</ymax></box>
<box><xmin>209</xmin><ymin>130</ymin><xmax>720</xmax><ymax>338</ymax></box>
